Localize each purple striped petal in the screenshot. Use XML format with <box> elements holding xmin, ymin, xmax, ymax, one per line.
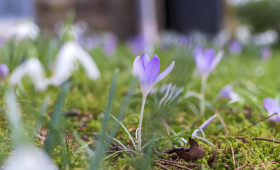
<box><xmin>263</xmin><ymin>98</ymin><xmax>280</xmax><ymax>114</ymax></box>
<box><xmin>155</xmin><ymin>61</ymin><xmax>175</xmax><ymax>83</ymax></box>
<box><xmin>140</xmin><ymin>54</ymin><xmax>150</xmax><ymax>68</ymax></box>
<box><xmin>145</xmin><ymin>55</ymin><xmax>160</xmax><ymax>84</ymax></box>
<box><xmin>133</xmin><ymin>56</ymin><xmax>145</xmax><ymax>82</ymax></box>
<box><xmin>204</xmin><ymin>49</ymin><xmax>215</xmax><ymax>68</ymax></box>
<box><xmin>194</xmin><ymin>53</ymin><xmax>208</xmax><ymax>75</ymax></box>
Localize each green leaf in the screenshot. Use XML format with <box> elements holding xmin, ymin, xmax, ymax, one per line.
<box><xmin>44</xmin><ymin>81</ymin><xmax>71</xmax><ymax>155</ymax></box>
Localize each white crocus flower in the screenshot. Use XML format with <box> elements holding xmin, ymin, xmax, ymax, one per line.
<box><xmin>9</xmin><ymin>58</ymin><xmax>49</xmax><ymax>91</ymax></box>
<box><xmin>49</xmin><ymin>41</ymin><xmax>100</xmax><ymax>86</ymax></box>
<box><xmin>3</xmin><ymin>146</ymin><xmax>58</xmax><ymax>170</ymax></box>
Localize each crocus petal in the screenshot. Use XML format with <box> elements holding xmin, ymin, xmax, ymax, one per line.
<box><xmin>261</xmin><ymin>47</ymin><xmax>272</xmax><ymax>60</ymax></box>
<box><xmin>204</xmin><ymin>49</ymin><xmax>215</xmax><ymax>64</ymax></box>
<box><xmin>155</xmin><ymin>61</ymin><xmax>175</xmax><ymax>83</ymax></box>
<box><xmin>219</xmin><ymin>85</ymin><xmax>241</xmax><ymax>103</ymax></box>
<box><xmin>194</xmin><ymin>47</ymin><xmax>203</xmax><ymax>58</ymax></box>
<box><xmin>133</xmin><ymin>56</ymin><xmax>145</xmax><ymax>82</ymax></box>
<box><xmin>140</xmin><ymin>54</ymin><xmax>150</xmax><ymax>68</ymax></box>
<box><xmin>0</xmin><ymin>64</ymin><xmax>9</xmax><ymax>79</ymax></box>
<box><xmin>228</xmin><ymin>40</ymin><xmax>242</xmax><ymax>54</ymax></box>
<box><xmin>220</xmin><ymin>85</ymin><xmax>233</xmax><ymax>99</ymax></box>
<box><xmin>145</xmin><ymin>55</ymin><xmax>160</xmax><ymax>84</ymax></box>
<box><xmin>263</xmin><ymin>98</ymin><xmax>280</xmax><ymax>114</ymax></box>
<box><xmin>139</xmin><ymin>83</ymin><xmax>154</xmax><ymax>98</ymax></box>
<box><xmin>194</xmin><ymin>53</ymin><xmax>208</xmax><ymax>75</ymax></box>
<box><xmin>209</xmin><ymin>51</ymin><xmax>223</xmax><ymax>72</ymax></box>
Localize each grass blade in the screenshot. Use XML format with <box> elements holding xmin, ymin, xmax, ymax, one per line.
<box><xmin>111</xmin><ymin>115</ymin><xmax>136</xmax><ymax>150</ymax></box>
<box><xmin>5</xmin><ymin>90</ymin><xmax>25</xmax><ymax>148</ymax></box>
<box><xmin>90</xmin><ymin>70</ymin><xmax>118</xmax><ymax>170</ymax></box>
<box><xmin>109</xmin><ymin>78</ymin><xmax>137</xmax><ymax>137</ymax></box>
<box><xmin>44</xmin><ymin>81</ymin><xmax>71</xmax><ymax>155</ymax></box>
<box><xmin>34</xmin><ymin>96</ymin><xmax>51</xmax><ymax>137</ymax></box>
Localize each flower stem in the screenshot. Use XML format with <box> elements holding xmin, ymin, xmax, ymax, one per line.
<box><xmin>200</xmin><ymin>76</ymin><xmax>207</xmax><ymax>114</ymax></box>
<box><xmin>137</xmin><ymin>95</ymin><xmax>147</xmax><ymax>152</ymax></box>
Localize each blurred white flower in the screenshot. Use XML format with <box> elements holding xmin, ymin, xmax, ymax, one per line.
<box><xmin>4</xmin><ymin>146</ymin><xmax>58</xmax><ymax>170</ymax></box>
<box><xmin>235</xmin><ymin>25</ymin><xmax>251</xmax><ymax>44</ymax></box>
<box><xmin>9</xmin><ymin>41</ymin><xmax>100</xmax><ymax>90</ymax></box>
<box><xmin>227</xmin><ymin>0</ymin><xmax>261</xmax><ymax>6</ymax></box>
<box><xmin>8</xmin><ymin>20</ymin><xmax>39</xmax><ymax>41</ymax></box>
<box><xmin>9</xmin><ymin>58</ymin><xmax>49</xmax><ymax>91</ymax></box>
<box><xmin>212</xmin><ymin>29</ymin><xmax>231</xmax><ymax>48</ymax></box>
<box><xmin>252</xmin><ymin>30</ymin><xmax>278</xmax><ymax>46</ymax></box>
<box><xmin>0</xmin><ymin>20</ymin><xmax>39</xmax><ymax>41</ymax></box>
<box><xmin>49</xmin><ymin>41</ymin><xmax>100</xmax><ymax>86</ymax></box>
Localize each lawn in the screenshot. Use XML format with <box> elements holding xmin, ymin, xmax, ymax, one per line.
<box><xmin>0</xmin><ymin>31</ymin><xmax>280</xmax><ymax>169</ymax></box>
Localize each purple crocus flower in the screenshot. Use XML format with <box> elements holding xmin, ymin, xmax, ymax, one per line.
<box><xmin>84</xmin><ymin>35</ymin><xmax>99</xmax><ymax>50</ymax></box>
<box><xmin>263</xmin><ymin>98</ymin><xmax>280</xmax><ymax>122</ymax></box>
<box><xmin>102</xmin><ymin>34</ymin><xmax>118</xmax><ymax>56</ymax></box>
<box><xmin>220</xmin><ymin>85</ymin><xmax>232</xmax><ymax>99</ymax></box>
<box><xmin>177</xmin><ymin>35</ymin><xmax>189</xmax><ymax>46</ymax></box>
<box><xmin>228</xmin><ymin>40</ymin><xmax>243</xmax><ymax>54</ymax></box>
<box><xmin>133</xmin><ymin>54</ymin><xmax>175</xmax><ymax>97</ymax></box>
<box><xmin>261</xmin><ymin>47</ymin><xmax>272</xmax><ymax>60</ymax></box>
<box><xmin>194</xmin><ymin>47</ymin><xmax>223</xmax><ymax>78</ymax></box>
<box><xmin>133</xmin><ymin>54</ymin><xmax>174</xmax><ymax>151</ymax></box>
<box><xmin>219</xmin><ymin>85</ymin><xmax>240</xmax><ymax>103</ymax></box>
<box><xmin>128</xmin><ymin>35</ymin><xmax>146</xmax><ymax>55</ymax></box>
<box><xmin>0</xmin><ymin>64</ymin><xmax>9</xmax><ymax>80</ymax></box>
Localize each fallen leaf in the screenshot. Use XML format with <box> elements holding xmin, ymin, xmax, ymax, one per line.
<box><xmin>176</xmin><ymin>138</ymin><xmax>205</xmax><ymax>162</ymax></box>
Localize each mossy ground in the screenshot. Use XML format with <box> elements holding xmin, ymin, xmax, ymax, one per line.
<box><xmin>0</xmin><ymin>39</ymin><xmax>280</xmax><ymax>169</ymax></box>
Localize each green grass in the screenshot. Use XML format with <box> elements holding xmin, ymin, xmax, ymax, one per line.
<box><xmin>0</xmin><ymin>36</ymin><xmax>280</xmax><ymax>169</ymax></box>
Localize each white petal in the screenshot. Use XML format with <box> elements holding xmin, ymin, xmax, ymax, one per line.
<box><xmin>9</xmin><ymin>58</ymin><xmax>48</xmax><ymax>91</ymax></box>
<box><xmin>50</xmin><ymin>42</ymin><xmax>100</xmax><ymax>86</ymax></box>
<box><xmin>4</xmin><ymin>146</ymin><xmax>58</xmax><ymax>170</ymax></box>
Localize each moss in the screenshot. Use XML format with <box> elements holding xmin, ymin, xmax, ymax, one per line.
<box><xmin>1</xmin><ymin>38</ymin><xmax>280</xmax><ymax>169</ymax></box>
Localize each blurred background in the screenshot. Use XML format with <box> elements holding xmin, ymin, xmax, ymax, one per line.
<box><xmin>0</xmin><ymin>0</ymin><xmax>279</xmax><ymax>45</ymax></box>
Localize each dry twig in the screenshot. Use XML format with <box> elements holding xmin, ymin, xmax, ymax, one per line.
<box><xmin>230</xmin><ymin>146</ymin><xmax>235</xmax><ymax>165</ymax></box>
<box><xmin>155</xmin><ymin>162</ymin><xmax>169</xmax><ymax>170</ymax></box>
<box><xmin>234</xmin><ymin>164</ymin><xmax>249</xmax><ymax>170</ymax></box>
<box><xmin>236</xmin><ymin>136</ymin><xmax>280</xmax><ymax>144</ymax></box>
<box><xmin>214</xmin><ymin>109</ymin><xmax>229</xmax><ymax>135</ymax></box>
<box><xmin>239</xmin><ymin>113</ymin><xmax>277</xmax><ymax>133</ymax></box>
<box><xmin>156</xmin><ymin>159</ymin><xmax>200</xmax><ymax>168</ymax></box>
<box><xmin>155</xmin><ymin>160</ymin><xmax>192</xmax><ymax>170</ymax></box>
